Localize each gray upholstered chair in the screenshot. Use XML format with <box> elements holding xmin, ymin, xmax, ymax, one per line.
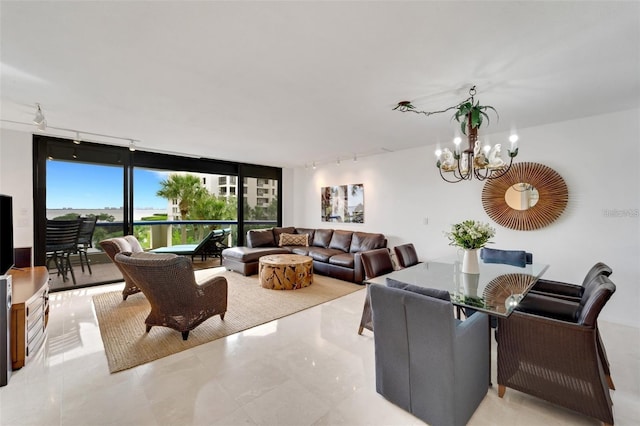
<box><xmin>370</xmin><ymin>283</ymin><xmax>489</xmax><ymax>426</ymax></box>
<box><xmin>114</xmin><ymin>252</ymin><xmax>227</xmax><ymax>340</ymax></box>
<box><xmin>393</xmin><ymin>243</ymin><xmax>419</xmax><ymax>268</ymax></box>
<box><xmin>99</xmin><ymin>235</ymin><xmax>145</xmax><ymax>300</ymax></box>
<box><xmin>498</xmin><ymin>275</ymin><xmax>616</xmax><ymax>425</ymax></box>
<box><xmin>358</xmin><ymin>248</ymin><xmax>394</xmax><ymax>335</ymax></box>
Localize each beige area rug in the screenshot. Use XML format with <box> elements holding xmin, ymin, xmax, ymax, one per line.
<box><xmin>93</xmin><ymin>268</ymin><xmax>363</xmax><ymax>373</ymax></box>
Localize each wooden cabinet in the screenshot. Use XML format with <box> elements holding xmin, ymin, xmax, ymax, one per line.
<box><xmin>9</xmin><ymin>267</ymin><xmax>49</xmax><ymax>370</ymax></box>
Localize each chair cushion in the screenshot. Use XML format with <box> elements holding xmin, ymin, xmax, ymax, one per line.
<box><xmin>386</xmin><ymin>277</ymin><xmax>451</xmax><ymax>301</ymax></box>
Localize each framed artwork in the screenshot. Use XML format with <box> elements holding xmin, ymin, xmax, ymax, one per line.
<box><xmin>321</xmin><ymin>183</ymin><xmax>364</xmax><ymax>223</ymax></box>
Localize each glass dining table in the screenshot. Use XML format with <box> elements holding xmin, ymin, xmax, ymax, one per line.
<box><xmin>365</xmin><ymin>254</ymin><xmax>549</xmax><ymax>317</ymax></box>
<box><xmin>364</xmin><ymin>254</ymin><xmax>549</xmax><ymax>387</ymax></box>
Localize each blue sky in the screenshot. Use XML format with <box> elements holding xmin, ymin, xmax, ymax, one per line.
<box><xmin>47</xmin><ymin>161</ymin><xmax>169</xmax><ymax>209</ymax></box>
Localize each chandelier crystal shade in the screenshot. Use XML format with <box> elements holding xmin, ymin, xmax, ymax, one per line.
<box><xmin>394</xmin><ymin>86</ymin><xmax>519</xmax><ymax>183</ymax></box>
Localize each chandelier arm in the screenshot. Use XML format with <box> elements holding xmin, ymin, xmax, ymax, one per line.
<box><xmin>439</xmin><ymin>166</ymin><xmax>465</xmax><ymax>183</ymax></box>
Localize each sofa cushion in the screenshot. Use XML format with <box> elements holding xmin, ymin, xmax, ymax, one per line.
<box><xmin>295</xmin><ymin>228</ymin><xmax>315</xmax><ymax>242</ymax></box>
<box><xmin>313</xmin><ymin>229</ymin><xmax>334</xmax><ymax>248</ymax></box>
<box><xmin>350</xmin><ymin>232</ymin><xmax>386</xmax><ymax>253</ymax></box>
<box><xmin>273</xmin><ymin>227</ymin><xmax>296</xmax><ymax>245</ymax></box>
<box><xmin>246</xmin><ymin>228</ymin><xmax>275</xmax><ymax>248</ymax></box>
<box><xmin>308</xmin><ymin>247</ymin><xmax>344</xmax><ymax>262</ymax></box>
<box><xmin>279</xmin><ymin>233</ymin><xmax>309</xmax><ymax>247</ymax></box>
<box><xmin>329</xmin><ymin>230</ymin><xmax>353</xmax><ymax>252</ymax></box>
<box><xmin>222</xmin><ymin>246</ymin><xmax>289</xmax><ymax>262</ymax></box>
<box><xmin>290</xmin><ymin>247</ymin><xmax>310</xmax><ymax>256</ymax></box>
<box><xmin>386</xmin><ymin>277</ymin><xmax>451</xmax><ymax>301</ymax></box>
<box><xmin>329</xmin><ymin>253</ymin><xmax>355</xmax><ymax>268</ymax></box>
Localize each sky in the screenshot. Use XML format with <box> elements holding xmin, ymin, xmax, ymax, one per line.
<box><xmin>46</xmin><ymin>161</ymin><xmax>169</xmax><ymax>209</ymax></box>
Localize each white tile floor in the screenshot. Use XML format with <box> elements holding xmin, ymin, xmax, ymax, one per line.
<box><xmin>1</xmin><ymin>275</ymin><xmax>638</xmax><ymax>426</ymax></box>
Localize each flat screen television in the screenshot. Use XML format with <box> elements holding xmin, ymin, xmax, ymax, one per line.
<box><xmin>0</xmin><ymin>194</ymin><xmax>14</xmax><ymax>276</ymax></box>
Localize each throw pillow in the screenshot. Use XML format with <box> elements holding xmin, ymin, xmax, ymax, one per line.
<box><xmin>279</xmin><ymin>233</ymin><xmax>309</xmax><ymax>247</ymax></box>
<box><xmin>385</xmin><ymin>277</ymin><xmax>451</xmax><ymax>301</ymax></box>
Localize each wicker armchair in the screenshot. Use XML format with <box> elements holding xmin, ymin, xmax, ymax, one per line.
<box><xmin>517</xmin><ymin>263</ymin><xmax>615</xmax><ymax>389</ymax></box>
<box><xmin>99</xmin><ymin>235</ymin><xmax>145</xmax><ymax>300</ymax></box>
<box><xmin>497</xmin><ymin>275</ymin><xmax>616</xmax><ymax>425</ymax></box>
<box><xmin>114</xmin><ymin>252</ymin><xmax>227</xmax><ymax>340</ymax></box>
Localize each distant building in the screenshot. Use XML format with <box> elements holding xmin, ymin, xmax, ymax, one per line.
<box><xmin>165</xmin><ymin>173</ymin><xmax>277</xmax><ymax>219</ymax></box>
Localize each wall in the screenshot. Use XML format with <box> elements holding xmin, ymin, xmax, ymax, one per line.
<box><xmin>288</xmin><ymin>109</ymin><xmax>640</xmax><ymax>327</ymax></box>
<box><xmin>0</xmin><ymin>128</ymin><xmax>34</xmax><ymax>250</ymax></box>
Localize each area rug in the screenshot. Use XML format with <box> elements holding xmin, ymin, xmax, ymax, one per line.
<box><xmin>93</xmin><ymin>268</ymin><xmax>363</xmax><ymax>373</ymax></box>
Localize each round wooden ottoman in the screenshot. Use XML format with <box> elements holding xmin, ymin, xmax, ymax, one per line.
<box><xmin>259</xmin><ymin>254</ymin><xmax>313</xmax><ymax>290</ymax></box>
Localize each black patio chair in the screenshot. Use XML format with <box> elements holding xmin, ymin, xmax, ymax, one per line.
<box><xmin>46</xmin><ymin>219</ymin><xmax>81</xmax><ymax>285</ymax></box>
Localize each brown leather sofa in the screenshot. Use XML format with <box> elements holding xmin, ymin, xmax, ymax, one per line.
<box><xmin>221</xmin><ymin>227</ymin><xmax>386</xmax><ymax>283</ymax></box>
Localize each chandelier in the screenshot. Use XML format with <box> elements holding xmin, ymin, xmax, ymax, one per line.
<box><xmin>394</xmin><ymin>86</ymin><xmax>519</xmax><ymax>183</ymax></box>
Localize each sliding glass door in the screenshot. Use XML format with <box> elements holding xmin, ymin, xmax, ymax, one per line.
<box><xmin>33</xmin><ymin>135</ymin><xmax>282</xmax><ymax>292</ymax></box>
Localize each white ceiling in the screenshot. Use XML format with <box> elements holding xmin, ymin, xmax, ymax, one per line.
<box><xmin>1</xmin><ymin>1</ymin><xmax>639</xmax><ymax>169</ymax></box>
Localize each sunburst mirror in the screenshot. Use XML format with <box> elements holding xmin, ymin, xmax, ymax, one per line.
<box><xmin>482</xmin><ymin>162</ymin><xmax>568</xmax><ymax>231</ymax></box>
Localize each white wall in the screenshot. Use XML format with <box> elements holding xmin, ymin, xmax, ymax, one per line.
<box><xmin>287</xmin><ymin>109</ymin><xmax>640</xmax><ymax>327</ymax></box>
<box><xmin>0</xmin><ymin>128</ymin><xmax>34</xmax><ymax>249</ymax></box>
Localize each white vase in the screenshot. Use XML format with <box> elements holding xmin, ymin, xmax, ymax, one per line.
<box><xmin>462</xmin><ymin>249</ymin><xmax>480</xmax><ymax>274</ymax></box>
<box><xmin>462</xmin><ymin>273</ymin><xmax>479</xmax><ymax>297</ymax></box>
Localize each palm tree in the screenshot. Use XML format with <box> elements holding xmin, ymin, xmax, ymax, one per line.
<box><xmin>156</xmin><ymin>174</ymin><xmax>206</xmax><ymax>243</ymax></box>
<box><xmin>190</xmin><ymin>195</ymin><xmax>237</xmax><ymax>240</ymax></box>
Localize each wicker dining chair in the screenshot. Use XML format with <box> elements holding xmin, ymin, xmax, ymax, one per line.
<box><xmin>518</xmin><ymin>262</ymin><xmax>616</xmax><ymax>389</ymax></box>
<box><xmin>114</xmin><ymin>252</ymin><xmax>227</xmax><ymax>340</ymax></box>
<box><xmin>497</xmin><ymin>275</ymin><xmax>616</xmax><ymax>426</ymax></box>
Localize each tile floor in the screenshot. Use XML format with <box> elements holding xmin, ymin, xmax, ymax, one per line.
<box><xmin>1</xmin><ymin>270</ymin><xmax>638</xmax><ymax>426</ymax></box>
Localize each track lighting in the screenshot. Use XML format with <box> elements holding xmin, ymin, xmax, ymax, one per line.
<box><xmin>33</xmin><ymin>103</ymin><xmax>45</xmax><ymax>124</ymax></box>
<box><xmin>73</xmin><ymin>132</ymin><xmax>81</xmax><ymax>144</ymax></box>
<box><xmin>33</xmin><ymin>103</ymin><xmax>46</xmax><ymax>131</ymax></box>
<box><xmin>129</xmin><ymin>140</ymin><xmax>136</xmax><ymax>152</ymax></box>
<box><xmin>312</xmin><ymin>162</ymin><xmax>317</xmax><ymax>170</ymax></box>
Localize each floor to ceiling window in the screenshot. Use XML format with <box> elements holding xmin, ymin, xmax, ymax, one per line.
<box><xmin>33</xmin><ymin>135</ymin><xmax>281</xmax><ymax>292</ymax></box>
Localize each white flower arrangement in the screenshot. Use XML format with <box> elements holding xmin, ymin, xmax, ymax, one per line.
<box><xmin>445</xmin><ymin>220</ymin><xmax>496</xmax><ymax>250</ymax></box>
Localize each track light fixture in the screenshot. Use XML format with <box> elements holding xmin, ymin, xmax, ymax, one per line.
<box><xmin>33</xmin><ymin>103</ymin><xmax>45</xmax><ymax>124</ymax></box>
<box><xmin>129</xmin><ymin>140</ymin><xmax>136</xmax><ymax>152</ymax></box>
<box><xmin>73</xmin><ymin>132</ymin><xmax>81</xmax><ymax>145</ymax></box>
<box><xmin>312</xmin><ymin>162</ymin><xmax>317</xmax><ymax>170</ymax></box>
<box><xmin>33</xmin><ymin>103</ymin><xmax>46</xmax><ymax>131</ymax></box>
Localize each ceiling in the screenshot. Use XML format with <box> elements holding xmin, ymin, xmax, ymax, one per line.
<box><xmin>1</xmin><ymin>1</ymin><xmax>639</xmax><ymax>169</ymax></box>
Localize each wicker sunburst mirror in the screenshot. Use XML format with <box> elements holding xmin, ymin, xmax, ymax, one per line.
<box><xmin>482</xmin><ymin>162</ymin><xmax>568</xmax><ymax>231</ymax></box>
